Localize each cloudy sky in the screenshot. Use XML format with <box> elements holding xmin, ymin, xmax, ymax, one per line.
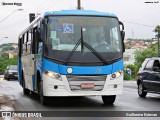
<box><xmin>0</xmin><ymin>0</ymin><xmax>160</xmax><ymax>44</ymax></box>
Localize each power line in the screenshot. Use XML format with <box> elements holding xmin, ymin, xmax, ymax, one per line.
<box><xmin>36</xmin><ymin>0</ymin><xmax>58</xmax><ymax>13</ymax></box>
<box><xmin>38</xmin><ymin>0</ymin><xmax>56</xmax><ymax>12</ymax></box>
<box><xmin>47</xmin><ymin>0</ymin><xmax>61</xmax><ymax>10</ymax></box>
<box><xmin>33</xmin><ymin>0</ymin><xmax>49</xmax><ymax>12</ymax></box>
<box><xmin>122</xmin><ymin>21</ymin><xmax>156</xmax><ymax>27</ymax></box>
<box><xmin>0</xmin><ymin>9</ymin><xmax>23</xmax><ymax>24</ymax></box>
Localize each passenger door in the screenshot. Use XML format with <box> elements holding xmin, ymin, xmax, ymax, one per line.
<box><xmin>23</xmin><ymin>28</ymin><xmax>37</xmax><ymax>91</ymax></box>
<box><xmin>142</xmin><ymin>59</ymin><xmax>155</xmax><ymax>90</ymax></box>
<box><xmin>22</xmin><ymin>30</ymin><xmax>34</xmax><ymax>90</ymax></box>
<box><xmin>151</xmin><ymin>60</ymin><xmax>160</xmax><ymax>92</ymax></box>
<box><xmin>154</xmin><ymin>73</ymin><xmax>160</xmax><ymax>92</ymax></box>
<box><xmin>34</xmin><ymin>26</ymin><xmax>42</xmax><ymax>91</ymax></box>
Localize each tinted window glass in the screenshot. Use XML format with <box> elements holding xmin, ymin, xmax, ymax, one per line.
<box><xmin>9</xmin><ymin>65</ymin><xmax>17</xmax><ymax>70</ymax></box>
<box><xmin>144</xmin><ymin>60</ymin><xmax>154</xmax><ymax>70</ymax></box>
<box><xmin>153</xmin><ymin>60</ymin><xmax>160</xmax><ymax>68</ymax></box>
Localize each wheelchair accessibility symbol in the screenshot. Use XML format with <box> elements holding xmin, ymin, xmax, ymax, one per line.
<box><xmin>63</xmin><ymin>24</ymin><xmax>74</xmax><ymax>33</ymax></box>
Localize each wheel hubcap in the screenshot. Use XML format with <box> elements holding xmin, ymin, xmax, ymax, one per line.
<box><xmin>138</xmin><ymin>84</ymin><xmax>143</xmax><ymax>94</ymax></box>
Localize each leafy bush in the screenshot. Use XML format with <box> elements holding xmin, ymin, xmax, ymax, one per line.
<box><xmin>125</xmin><ymin>64</ymin><xmax>137</xmax><ymax>76</ymax></box>
<box><xmin>0</xmin><ymin>56</ymin><xmax>18</xmax><ymax>74</ymax></box>
<box><xmin>124</xmin><ymin>64</ymin><xmax>137</xmax><ymax>80</ymax></box>
<box><xmin>124</xmin><ymin>72</ymin><xmax>132</xmax><ymax>80</ymax></box>
<box><xmin>134</xmin><ymin>44</ymin><xmax>157</xmax><ymax>70</ymax></box>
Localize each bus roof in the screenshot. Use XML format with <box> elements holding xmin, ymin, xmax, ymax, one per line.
<box><xmin>44</xmin><ymin>10</ymin><xmax>117</xmax><ymax>18</ymax></box>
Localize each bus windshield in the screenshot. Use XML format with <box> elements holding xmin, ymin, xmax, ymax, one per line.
<box><xmin>45</xmin><ymin>16</ymin><xmax>122</xmax><ymax>65</ymax></box>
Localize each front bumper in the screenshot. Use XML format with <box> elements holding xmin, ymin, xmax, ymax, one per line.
<box><xmin>8</xmin><ymin>74</ymin><xmax>18</xmax><ymax>79</ymax></box>
<box><xmin>42</xmin><ymin>74</ymin><xmax>123</xmax><ymax>96</ymax></box>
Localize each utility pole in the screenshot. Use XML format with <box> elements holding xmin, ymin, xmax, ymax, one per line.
<box><xmin>158</xmin><ymin>31</ymin><xmax>160</xmax><ymax>57</ymax></box>
<box><xmin>77</xmin><ymin>0</ymin><xmax>81</xmax><ymax>10</ymax></box>
<box><xmin>132</xmin><ymin>29</ymin><xmax>134</xmax><ymax>40</ymax></box>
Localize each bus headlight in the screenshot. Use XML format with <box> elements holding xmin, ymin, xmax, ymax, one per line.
<box><xmin>111</xmin><ymin>70</ymin><xmax>123</xmax><ymax>80</ymax></box>
<box><xmin>44</xmin><ymin>71</ymin><xmax>61</xmax><ymax>80</ymax></box>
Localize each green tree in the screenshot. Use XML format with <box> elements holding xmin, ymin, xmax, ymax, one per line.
<box><xmin>1</xmin><ymin>53</ymin><xmax>9</xmax><ymax>59</ymax></box>
<box><xmin>154</xmin><ymin>25</ymin><xmax>160</xmax><ymax>37</ymax></box>
<box><xmin>0</xmin><ymin>55</ymin><xmax>18</xmax><ymax>74</ymax></box>
<box><xmin>134</xmin><ymin>44</ymin><xmax>157</xmax><ymax>72</ymax></box>
<box><xmin>124</xmin><ymin>64</ymin><xmax>137</xmax><ymax>80</ymax></box>
<box><xmin>2</xmin><ymin>46</ymin><xmax>14</xmax><ymax>52</ymax></box>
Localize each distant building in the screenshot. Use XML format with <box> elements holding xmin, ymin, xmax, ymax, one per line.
<box><xmin>124</xmin><ymin>49</ymin><xmax>136</xmax><ymax>65</ymax></box>
<box><xmin>8</xmin><ymin>51</ymin><xmax>18</xmax><ymax>58</ymax></box>
<box><xmin>0</xmin><ymin>50</ymin><xmax>18</xmax><ymax>58</ymax></box>
<box><xmin>124</xmin><ymin>39</ymin><xmax>149</xmax><ymax>49</ymax></box>
<box><xmin>12</xmin><ymin>44</ymin><xmax>18</xmax><ymax>49</ymax></box>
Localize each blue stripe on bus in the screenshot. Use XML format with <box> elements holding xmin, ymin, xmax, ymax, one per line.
<box><xmin>18</xmin><ymin>58</ymin><xmax>22</xmax><ymax>83</ymax></box>
<box><xmin>44</xmin><ymin>10</ymin><xmax>117</xmax><ymax>17</ymax></box>
<box><xmin>112</xmin><ymin>59</ymin><xmax>124</xmax><ymax>73</ymax></box>
<box><xmin>43</xmin><ymin>58</ymin><xmax>123</xmax><ymax>75</ymax></box>
<box><xmin>59</xmin><ymin>64</ymin><xmax>112</xmax><ymax>75</ymax></box>
<box><xmin>43</xmin><ymin>58</ymin><xmax>60</xmax><ymax>73</ymax></box>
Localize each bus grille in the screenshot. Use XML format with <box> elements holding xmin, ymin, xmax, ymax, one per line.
<box><xmin>66</xmin><ymin>75</ymin><xmax>107</xmax><ymax>91</ymax></box>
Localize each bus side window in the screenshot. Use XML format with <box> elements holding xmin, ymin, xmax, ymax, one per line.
<box><xmin>38</xmin><ymin>42</ymin><xmax>43</xmax><ymax>54</ymax></box>
<box><xmin>22</xmin><ymin>34</ymin><xmax>27</xmax><ymax>54</ymax></box>
<box><xmin>27</xmin><ymin>30</ymin><xmax>32</xmax><ymax>54</ymax></box>
<box><xmin>31</xmin><ymin>27</ymin><xmax>38</xmax><ymax>54</ymax></box>
<box><xmin>34</xmin><ymin>26</ymin><xmax>41</xmax><ymax>54</ymax></box>
<box><xmin>36</xmin><ymin>27</ymin><xmax>42</xmax><ymax>54</ymax></box>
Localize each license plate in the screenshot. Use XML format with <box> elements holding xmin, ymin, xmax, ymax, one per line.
<box><xmin>80</xmin><ymin>83</ymin><xmax>95</xmax><ymax>89</ymax></box>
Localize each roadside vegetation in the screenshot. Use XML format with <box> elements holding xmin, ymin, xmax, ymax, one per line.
<box><xmin>124</xmin><ymin>43</ymin><xmax>158</xmax><ymax>80</ymax></box>
<box><xmin>124</xmin><ymin>25</ymin><xmax>160</xmax><ymax>80</ymax></box>
<box><xmin>0</xmin><ymin>54</ymin><xmax>18</xmax><ymax>74</ymax></box>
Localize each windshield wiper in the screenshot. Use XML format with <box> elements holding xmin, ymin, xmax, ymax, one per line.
<box><xmin>64</xmin><ymin>38</ymin><xmax>81</xmax><ymax>65</ymax></box>
<box><xmin>64</xmin><ymin>28</ymin><xmax>83</xmax><ymax>65</ymax></box>
<box><xmin>64</xmin><ymin>27</ymin><xmax>109</xmax><ymax>65</ymax></box>
<box><xmin>83</xmin><ymin>42</ymin><xmax>109</xmax><ymax>65</ymax></box>
<box><xmin>81</xmin><ymin>27</ymin><xmax>84</xmax><ymax>53</ymax></box>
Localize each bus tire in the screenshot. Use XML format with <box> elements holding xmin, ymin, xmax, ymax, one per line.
<box><xmin>22</xmin><ymin>74</ymin><xmax>30</xmax><ymax>95</ymax></box>
<box><xmin>102</xmin><ymin>95</ymin><xmax>116</xmax><ymax>105</ymax></box>
<box><xmin>39</xmin><ymin>82</ymin><xmax>47</xmax><ymax>105</ymax></box>
<box><xmin>30</xmin><ymin>91</ymin><xmax>35</xmax><ymax>96</ymax></box>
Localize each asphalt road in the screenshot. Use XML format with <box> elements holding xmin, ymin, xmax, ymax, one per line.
<box><xmin>0</xmin><ymin>79</ymin><xmax>160</xmax><ymax>120</ymax></box>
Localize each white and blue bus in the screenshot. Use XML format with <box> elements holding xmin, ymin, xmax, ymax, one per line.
<box><xmin>18</xmin><ymin>10</ymin><xmax>125</xmax><ymax>105</ymax></box>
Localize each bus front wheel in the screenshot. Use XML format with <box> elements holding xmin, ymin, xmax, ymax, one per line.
<box><xmin>39</xmin><ymin>82</ymin><xmax>47</xmax><ymax>105</ymax></box>
<box><xmin>102</xmin><ymin>95</ymin><xmax>116</xmax><ymax>105</ymax></box>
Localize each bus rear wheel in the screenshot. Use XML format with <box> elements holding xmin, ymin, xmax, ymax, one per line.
<box><xmin>102</xmin><ymin>95</ymin><xmax>116</xmax><ymax>105</ymax></box>
<box><xmin>22</xmin><ymin>75</ymin><xmax>30</xmax><ymax>95</ymax></box>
